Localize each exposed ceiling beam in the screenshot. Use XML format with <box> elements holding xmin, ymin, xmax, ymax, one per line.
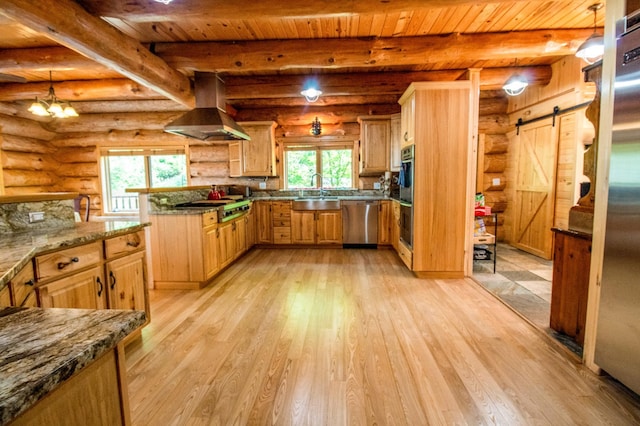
<box><xmin>0</xmin><ymin>0</ymin><xmax>194</xmax><ymax>107</ymax></box>
<box><xmin>154</xmin><ymin>29</ymin><xmax>593</xmax><ymax>73</ymax></box>
<box><xmin>0</xmin><ymin>79</ymin><xmax>165</xmax><ymax>101</ymax></box>
<box><xmin>77</xmin><ymin>0</ymin><xmax>545</xmax><ymax>21</ymax></box>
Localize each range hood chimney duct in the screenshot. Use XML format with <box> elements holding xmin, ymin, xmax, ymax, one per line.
<box><xmin>164</xmin><ymin>72</ymin><xmax>250</xmax><ymax>141</ymax></box>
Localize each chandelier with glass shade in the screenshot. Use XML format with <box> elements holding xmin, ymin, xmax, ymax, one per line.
<box><xmin>28</xmin><ymin>71</ymin><xmax>78</xmax><ymax>118</ymax></box>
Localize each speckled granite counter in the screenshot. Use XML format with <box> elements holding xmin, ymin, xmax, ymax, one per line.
<box><xmin>0</xmin><ymin>221</ymin><xmax>149</xmax><ymax>290</ymax></box>
<box><xmin>0</xmin><ymin>306</ymin><xmax>145</xmax><ymax>425</ymax></box>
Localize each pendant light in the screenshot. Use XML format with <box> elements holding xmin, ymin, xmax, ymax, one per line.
<box><xmin>503</xmin><ymin>59</ymin><xmax>528</xmax><ymax>96</ymax></box>
<box><xmin>575</xmin><ymin>3</ymin><xmax>604</xmax><ymax>64</ymax></box>
<box><xmin>28</xmin><ymin>71</ymin><xmax>78</xmax><ymax>118</ymax></box>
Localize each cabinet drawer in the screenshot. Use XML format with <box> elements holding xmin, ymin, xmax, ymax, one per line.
<box><xmin>397</xmin><ymin>241</ymin><xmax>413</xmax><ymax>270</ymax></box>
<box><xmin>273</xmin><ymin>227</ymin><xmax>291</xmax><ymax>244</ymax></box>
<box><xmin>105</xmin><ymin>230</ymin><xmax>146</xmax><ymax>259</ymax></box>
<box><xmin>273</xmin><ymin>218</ymin><xmax>291</xmax><ymax>227</ymax></box>
<box><xmin>10</xmin><ymin>263</ymin><xmax>36</xmax><ymax>307</ymax></box>
<box><xmin>202</xmin><ymin>211</ymin><xmax>218</xmax><ymax>227</ymax></box>
<box><xmin>272</xmin><ymin>202</ymin><xmax>291</xmax><ymax>217</ymax></box>
<box><xmin>35</xmin><ymin>242</ymin><xmax>102</xmax><ymax>282</ymax></box>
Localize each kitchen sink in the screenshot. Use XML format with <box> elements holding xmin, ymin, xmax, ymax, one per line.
<box><xmin>292</xmin><ymin>198</ymin><xmax>341</xmax><ymax>210</ymax></box>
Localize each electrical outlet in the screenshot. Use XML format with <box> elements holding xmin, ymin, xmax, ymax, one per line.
<box><xmin>492</xmin><ymin>178</ymin><xmax>501</xmax><ymax>186</ymax></box>
<box><xmin>259</xmin><ymin>182</ymin><xmax>267</xmax><ymax>189</ymax></box>
<box><xmin>29</xmin><ymin>211</ymin><xmax>45</xmax><ymax>223</ymax></box>
<box><xmin>373</xmin><ymin>182</ymin><xmax>381</xmax><ymax>190</ymax></box>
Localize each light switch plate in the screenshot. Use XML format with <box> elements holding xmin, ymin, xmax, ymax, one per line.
<box><xmin>259</xmin><ymin>182</ymin><xmax>267</xmax><ymax>189</ymax></box>
<box><xmin>492</xmin><ymin>178</ymin><xmax>501</xmax><ymax>186</ymax></box>
<box><xmin>373</xmin><ymin>182</ymin><xmax>381</xmax><ymax>189</ymax></box>
<box><xmin>29</xmin><ymin>211</ymin><xmax>45</xmax><ymax>223</ymax></box>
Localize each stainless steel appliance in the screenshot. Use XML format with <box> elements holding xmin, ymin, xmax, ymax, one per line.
<box><xmin>399</xmin><ymin>145</ymin><xmax>414</xmax><ymax>248</ymax></box>
<box><xmin>174</xmin><ymin>199</ymin><xmax>251</xmax><ymax>222</ymax></box>
<box><xmin>342</xmin><ymin>200</ymin><xmax>379</xmax><ymax>246</ymax></box>
<box><xmin>594</xmin><ymin>12</ymin><xmax>640</xmax><ymax>395</ymax></box>
<box><xmin>399</xmin><ymin>145</ymin><xmax>414</xmax><ymax>204</ymax></box>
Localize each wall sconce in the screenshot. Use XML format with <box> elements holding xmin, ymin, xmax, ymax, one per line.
<box><xmin>575</xmin><ymin>3</ymin><xmax>604</xmax><ymax>64</ymax></box>
<box><xmin>301</xmin><ymin>87</ymin><xmax>322</xmax><ymax>103</ymax></box>
<box><xmin>28</xmin><ymin>71</ymin><xmax>78</xmax><ymax>118</ymax></box>
<box><xmin>311</xmin><ymin>117</ymin><xmax>322</xmax><ymax>135</ymax></box>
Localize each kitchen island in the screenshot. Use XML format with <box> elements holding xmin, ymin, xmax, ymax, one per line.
<box><xmin>0</xmin><ymin>306</ymin><xmax>145</xmax><ymax>425</ymax></box>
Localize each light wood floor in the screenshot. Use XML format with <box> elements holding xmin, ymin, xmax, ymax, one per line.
<box><xmin>125</xmin><ymin>248</ymin><xmax>640</xmax><ymax>425</ymax></box>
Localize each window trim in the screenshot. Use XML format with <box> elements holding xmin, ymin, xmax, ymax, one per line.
<box><xmin>280</xmin><ymin>137</ymin><xmax>358</xmax><ymax>189</ymax></box>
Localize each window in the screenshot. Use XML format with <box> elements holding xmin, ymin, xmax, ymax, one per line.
<box><xmin>101</xmin><ymin>147</ymin><xmax>188</xmax><ymax>213</ymax></box>
<box><xmin>284</xmin><ymin>141</ymin><xmax>354</xmax><ymax>189</ymax></box>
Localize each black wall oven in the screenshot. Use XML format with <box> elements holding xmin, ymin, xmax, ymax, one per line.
<box><xmin>399</xmin><ymin>145</ymin><xmax>414</xmax><ymax>248</ymax></box>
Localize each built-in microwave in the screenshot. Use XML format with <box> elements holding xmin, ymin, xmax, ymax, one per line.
<box><xmin>399</xmin><ymin>145</ymin><xmax>414</xmax><ymax>205</ymax></box>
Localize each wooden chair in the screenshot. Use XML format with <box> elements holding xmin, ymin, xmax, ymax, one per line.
<box><xmin>73</xmin><ymin>194</ymin><xmax>91</xmax><ymax>221</ymax></box>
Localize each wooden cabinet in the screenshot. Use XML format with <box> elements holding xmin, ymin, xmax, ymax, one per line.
<box><xmin>203</xmin><ymin>223</ymin><xmax>220</xmax><ymax>280</ymax></box>
<box><xmin>291</xmin><ymin>210</ymin><xmax>342</xmax><ymax>244</ymax></box>
<box><xmin>272</xmin><ymin>201</ymin><xmax>292</xmax><ymax>244</ymax></box>
<box><xmin>38</xmin><ymin>266</ymin><xmax>107</xmax><ymax>309</ymax></box>
<box><xmin>255</xmin><ymin>201</ymin><xmax>273</xmax><ymax>244</ymax></box>
<box><xmin>234</xmin><ymin>217</ymin><xmax>247</xmax><ymax>255</ymax></box>
<box><xmin>390</xmin><ymin>113</ymin><xmax>401</xmax><ymax>172</ymax></box>
<box><xmin>9</xmin><ymin>262</ymin><xmax>37</xmax><ymax>307</ymax></box>
<box><xmin>358</xmin><ymin>116</ymin><xmax>390</xmax><ymax>175</ymax></box>
<box><xmin>0</xmin><ymin>285</ymin><xmax>10</xmax><ymax>306</ymax></box>
<box><xmin>245</xmin><ymin>207</ymin><xmax>256</xmax><ymax>249</ymax></box>
<box><xmin>398</xmin><ymin>82</ymin><xmax>472</xmax><ymax>277</ymax></box>
<box><xmin>391</xmin><ymin>200</ymin><xmax>400</xmax><ymax>251</ymax></box>
<box><xmin>317</xmin><ymin>211</ymin><xmax>342</xmax><ymax>244</ymax></box>
<box><xmin>105</xmin><ymin>251</ymin><xmax>146</xmax><ymax>312</ymax></box>
<box><xmin>229</xmin><ymin>121</ymin><xmax>277</xmax><ymax>177</ymax></box>
<box><xmin>378</xmin><ymin>200</ymin><xmax>392</xmax><ymax>246</ymax></box>
<box><xmin>217</xmin><ymin>221</ymin><xmax>235</xmax><ymax>269</ymax></box>
<box><xmin>400</xmin><ymin>91</ymin><xmax>415</xmax><ymax>148</ymax></box>
<box><xmin>34</xmin><ymin>241</ymin><xmax>102</xmax><ymax>283</ymax></box>
<box><xmin>550</xmin><ymin>229</ymin><xmax>591</xmax><ymax>345</ymax></box>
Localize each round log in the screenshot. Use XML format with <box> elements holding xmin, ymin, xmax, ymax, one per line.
<box><xmin>0</xmin><ymin>114</ymin><xmax>57</xmax><ymax>140</ymax></box>
<box><xmin>57</xmin><ymin>177</ymin><xmax>100</xmax><ymax>194</ymax></box>
<box><xmin>483</xmin><ymin>154</ymin><xmax>507</xmax><ymax>173</ymax></box>
<box><xmin>484</xmin><ymin>134</ymin><xmax>509</xmax><ymax>154</ymax></box>
<box><xmin>189</xmin><ymin>145</ymin><xmax>230</xmax><ymax>163</ymax></box>
<box><xmin>481</xmin><ymin>173</ymin><xmax>507</xmax><ymax>192</ymax></box>
<box><xmin>479</xmin><ymin>96</ymin><xmax>508</xmax><ymax>115</ymax></box>
<box><xmin>189</xmin><ymin>162</ymin><xmax>230</xmax><ymax>178</ymax></box>
<box><xmin>1</xmin><ymin>134</ymin><xmax>55</xmax><ymax>154</ymax></box>
<box><xmin>54</xmin><ymin>147</ymin><xmax>98</xmax><ymax>163</ymax></box>
<box><xmin>3</xmin><ymin>169</ymin><xmax>57</xmax><ymax>187</ymax></box>
<box><xmin>56</xmin><ymin>163</ymin><xmax>99</xmax><ymax>177</ymax></box>
<box><xmin>478</xmin><ymin>114</ymin><xmax>511</xmax><ymax>134</ymax></box>
<box><xmin>2</xmin><ymin>151</ymin><xmax>55</xmax><ymax>171</ymax></box>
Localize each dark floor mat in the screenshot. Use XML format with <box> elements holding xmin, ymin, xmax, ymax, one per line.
<box><xmin>499</xmin><ymin>270</ymin><xmax>545</xmax><ymax>281</ymax></box>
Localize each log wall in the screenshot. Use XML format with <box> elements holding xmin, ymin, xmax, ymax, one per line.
<box><xmin>0</xmin><ymin>114</ymin><xmax>57</xmax><ymax>195</ymax></box>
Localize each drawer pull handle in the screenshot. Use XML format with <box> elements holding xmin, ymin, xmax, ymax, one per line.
<box><xmin>97</xmin><ymin>277</ymin><xmax>103</xmax><ymax>297</ymax></box>
<box><xmin>109</xmin><ymin>271</ymin><xmax>116</xmax><ymax>290</ymax></box>
<box><xmin>57</xmin><ymin>257</ymin><xmax>79</xmax><ymax>270</ymax></box>
<box><xmin>404</xmin><ymin>131</ymin><xmax>408</xmax><ymax>141</ymax></box>
<box><xmin>24</xmin><ymin>279</ymin><xmax>34</xmax><ymax>287</ymax></box>
<box><xmin>126</xmin><ymin>240</ymin><xmax>140</xmax><ymax>248</ymax></box>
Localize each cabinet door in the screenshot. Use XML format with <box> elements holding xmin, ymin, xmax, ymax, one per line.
<box><xmin>245</xmin><ymin>209</ymin><xmax>256</xmax><ymax>249</ymax></box>
<box><xmin>10</xmin><ymin>263</ymin><xmax>37</xmax><ymax>307</ymax></box>
<box><xmin>291</xmin><ymin>211</ymin><xmax>316</xmax><ymax>244</ymax></box>
<box><xmin>391</xmin><ymin>200</ymin><xmax>400</xmax><ymax>251</ymax></box>
<box><xmin>360</xmin><ymin>119</ymin><xmax>390</xmax><ymax>175</ymax></box>
<box><xmin>242</xmin><ymin>124</ymin><xmax>276</xmax><ymax>176</ymax></box>
<box><xmin>0</xmin><ymin>285</ymin><xmax>11</xmax><ymax>306</ymax></box>
<box><xmin>234</xmin><ymin>218</ymin><xmax>247</xmax><ymax>257</ymax></box>
<box><xmin>229</xmin><ymin>141</ymin><xmax>242</xmax><ymax>177</ymax></box>
<box><xmin>317</xmin><ymin>211</ymin><xmax>342</xmax><ymax>244</ymax></box>
<box><xmin>203</xmin><ymin>224</ymin><xmax>220</xmax><ymax>279</ymax></box>
<box><xmin>378</xmin><ymin>200</ymin><xmax>392</xmax><ymax>245</ymax></box>
<box><xmin>217</xmin><ymin>222</ymin><xmax>235</xmax><ymax>268</ymax></box>
<box><xmin>255</xmin><ymin>201</ymin><xmax>272</xmax><ymax>244</ymax></box>
<box><xmin>106</xmin><ymin>251</ymin><xmax>146</xmax><ymax>313</ymax></box>
<box><xmin>38</xmin><ymin>266</ymin><xmax>107</xmax><ymax>309</ymax></box>
<box><xmin>390</xmin><ymin>114</ymin><xmax>402</xmax><ymax>172</ymax></box>
<box><xmin>400</xmin><ymin>92</ymin><xmax>415</xmax><ymax>148</ymax></box>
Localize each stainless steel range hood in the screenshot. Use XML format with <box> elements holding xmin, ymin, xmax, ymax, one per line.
<box><xmin>165</xmin><ymin>72</ymin><xmax>250</xmax><ymax>141</ymax></box>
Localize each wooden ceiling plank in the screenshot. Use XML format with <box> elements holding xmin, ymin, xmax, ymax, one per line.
<box><xmin>77</xmin><ymin>0</ymin><xmax>546</xmax><ymax>22</ymax></box>
<box><xmin>0</xmin><ymin>0</ymin><xmax>194</xmax><ymax>107</ymax></box>
<box><xmin>153</xmin><ymin>29</ymin><xmax>592</xmax><ymax>73</ymax></box>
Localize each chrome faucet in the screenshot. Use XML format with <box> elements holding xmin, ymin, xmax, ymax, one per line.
<box><xmin>310</xmin><ymin>173</ymin><xmax>326</xmax><ymax>197</ymax></box>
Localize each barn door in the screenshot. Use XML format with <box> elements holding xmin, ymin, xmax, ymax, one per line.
<box><xmin>511</xmin><ymin>118</ymin><xmax>558</xmax><ymax>259</ymax></box>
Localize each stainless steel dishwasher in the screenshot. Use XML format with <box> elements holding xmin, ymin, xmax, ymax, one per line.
<box><xmin>342</xmin><ymin>200</ymin><xmax>378</xmax><ymax>247</ymax></box>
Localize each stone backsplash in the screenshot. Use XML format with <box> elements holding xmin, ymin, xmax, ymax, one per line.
<box><xmin>0</xmin><ymin>200</ymin><xmax>75</xmax><ymax>234</ymax></box>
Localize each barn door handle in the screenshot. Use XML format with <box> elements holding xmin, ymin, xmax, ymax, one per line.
<box><xmin>57</xmin><ymin>257</ymin><xmax>79</xmax><ymax>270</ymax></box>
<box><xmin>97</xmin><ymin>277</ymin><xmax>104</xmax><ymax>297</ymax></box>
<box><xmin>109</xmin><ymin>271</ymin><xmax>116</xmax><ymax>290</ymax></box>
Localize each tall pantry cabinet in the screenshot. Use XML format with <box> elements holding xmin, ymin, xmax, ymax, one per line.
<box><xmin>398</xmin><ymin>81</ymin><xmax>474</xmax><ymax>277</ymax></box>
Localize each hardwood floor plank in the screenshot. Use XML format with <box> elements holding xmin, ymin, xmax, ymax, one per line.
<box><xmin>125</xmin><ymin>248</ymin><xmax>640</xmax><ymax>425</ymax></box>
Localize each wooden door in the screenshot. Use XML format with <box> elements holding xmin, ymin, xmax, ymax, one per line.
<box><xmin>378</xmin><ymin>200</ymin><xmax>392</xmax><ymax>245</ymax></box>
<box><xmin>202</xmin><ymin>224</ymin><xmax>220</xmax><ymax>279</ymax></box>
<box><xmin>217</xmin><ymin>222</ymin><xmax>235</xmax><ymax>268</ymax></box>
<box><xmin>360</xmin><ymin>119</ymin><xmax>390</xmax><ymax>174</ymax></box>
<box><xmin>291</xmin><ymin>210</ymin><xmax>316</xmax><ymax>244</ymax></box>
<box><xmin>234</xmin><ymin>218</ymin><xmax>247</xmax><ymax>257</ymax></box>
<box><xmin>317</xmin><ymin>211</ymin><xmax>342</xmax><ymax>244</ymax></box>
<box><xmin>38</xmin><ymin>266</ymin><xmax>107</xmax><ymax>309</ymax></box>
<box><xmin>511</xmin><ymin>119</ymin><xmax>558</xmax><ymax>259</ymax></box>
<box><xmin>255</xmin><ymin>201</ymin><xmax>272</xmax><ymax>244</ymax></box>
<box><xmin>106</xmin><ymin>251</ymin><xmax>146</xmax><ymax>312</ymax></box>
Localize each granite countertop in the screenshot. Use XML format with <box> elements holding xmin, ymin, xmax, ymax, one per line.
<box><xmin>0</xmin><ymin>221</ymin><xmax>149</xmax><ymax>289</ymax></box>
<box><xmin>0</xmin><ymin>307</ymin><xmax>145</xmax><ymax>425</ymax></box>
